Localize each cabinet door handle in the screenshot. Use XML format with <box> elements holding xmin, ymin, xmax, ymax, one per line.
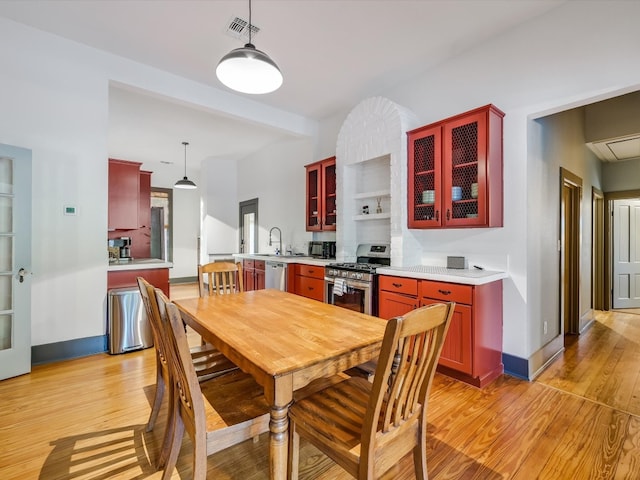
<box><xmin>446</xmin><ymin>209</ymin><xmax>450</xmax><ymax>221</ymax></box>
<box><xmin>308</xmin><ymin>270</ymin><xmax>314</xmax><ymax>274</ymax></box>
<box><xmin>438</xmin><ymin>289</ymin><xmax>452</xmax><ymax>295</ymax></box>
<box><xmin>435</xmin><ymin>210</ymin><xmax>439</xmax><ymax>222</ymax></box>
<box><xmin>308</xmin><ymin>287</ymin><xmax>314</xmax><ymax>291</ymax></box>
<box><xmin>392</xmin><ymin>282</ymin><xmax>403</xmax><ymax>288</ymax></box>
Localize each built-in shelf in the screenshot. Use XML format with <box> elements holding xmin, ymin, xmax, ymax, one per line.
<box><xmin>353</xmin><ymin>189</ymin><xmax>391</xmax><ymax>200</ymax></box>
<box><xmin>353</xmin><ymin>212</ymin><xmax>391</xmax><ymax>221</ymax></box>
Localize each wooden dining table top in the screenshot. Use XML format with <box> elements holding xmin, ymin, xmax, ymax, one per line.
<box><xmin>174</xmin><ymin>288</ymin><xmax>387</xmax><ymax>480</ymax></box>
<box><xmin>174</xmin><ymin>288</ymin><xmax>387</xmax><ymax>383</ymax></box>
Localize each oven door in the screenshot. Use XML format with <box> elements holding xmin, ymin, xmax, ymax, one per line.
<box><xmin>325</xmin><ymin>278</ymin><xmax>372</xmax><ymax>315</ymax></box>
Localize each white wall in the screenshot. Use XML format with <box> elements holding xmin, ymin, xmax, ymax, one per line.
<box><xmin>201</xmin><ymin>157</ymin><xmax>238</xmax><ymax>259</ymax></box>
<box><xmin>0</xmin><ymin>17</ymin><xmax>312</xmax><ymax>346</ymax></box>
<box><xmin>317</xmin><ymin>1</ymin><xmax>640</xmax><ymax>364</ymax></box>
<box><xmin>5</xmin><ymin>1</ymin><xmax>640</xmax><ymax>364</ymax></box>
<box><xmin>236</xmin><ymin>138</ymin><xmax>314</xmax><ymax>255</ymax></box>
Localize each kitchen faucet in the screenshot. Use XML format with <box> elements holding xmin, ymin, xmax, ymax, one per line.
<box><xmin>268</xmin><ymin>226</ymin><xmax>282</xmax><ymax>255</ymax></box>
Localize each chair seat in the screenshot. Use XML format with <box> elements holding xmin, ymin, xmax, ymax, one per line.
<box><xmin>200</xmin><ymin>369</ymin><xmax>271</xmax><ymax>455</ymax></box>
<box><xmin>289</xmin><ymin>377</ymin><xmax>373</xmax><ymax>470</ymax></box>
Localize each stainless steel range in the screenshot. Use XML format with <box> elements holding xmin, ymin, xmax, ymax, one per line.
<box><xmin>324</xmin><ymin>243</ymin><xmax>391</xmax><ymax>316</ymax></box>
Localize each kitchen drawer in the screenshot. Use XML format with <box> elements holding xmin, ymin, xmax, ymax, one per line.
<box><xmin>296</xmin><ymin>276</ymin><xmax>324</xmax><ymax>302</ymax></box>
<box><xmin>379</xmin><ymin>275</ymin><xmax>418</xmax><ymax>296</ymax></box>
<box><xmin>254</xmin><ymin>260</ymin><xmax>265</xmax><ymax>270</ymax></box>
<box><xmin>243</xmin><ymin>259</ymin><xmax>255</xmax><ymax>269</ymax></box>
<box><xmin>421</xmin><ymin>280</ymin><xmax>472</xmax><ymax>305</ymax></box>
<box><xmin>297</xmin><ymin>264</ymin><xmax>324</xmax><ymax>279</ymax></box>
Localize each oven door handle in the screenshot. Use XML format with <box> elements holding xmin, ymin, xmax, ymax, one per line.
<box><xmin>325</xmin><ymin>278</ymin><xmax>371</xmax><ymax>290</ymax></box>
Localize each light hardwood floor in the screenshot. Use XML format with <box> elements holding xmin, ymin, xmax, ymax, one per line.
<box><xmin>1</xmin><ymin>284</ymin><xmax>639</xmax><ymax>479</ymax></box>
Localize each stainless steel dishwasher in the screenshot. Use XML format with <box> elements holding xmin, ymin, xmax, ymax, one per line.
<box><xmin>265</xmin><ymin>261</ymin><xmax>287</xmax><ymax>291</ymax></box>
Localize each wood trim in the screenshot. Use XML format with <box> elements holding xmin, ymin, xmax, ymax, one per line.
<box><xmin>560</xmin><ymin>168</ymin><xmax>582</xmax><ymax>335</ymax></box>
<box><xmin>528</xmin><ymin>334</ymin><xmax>564</xmax><ymax>380</ymax></box>
<box><xmin>592</xmin><ymin>187</ymin><xmax>605</xmax><ymax>310</ymax></box>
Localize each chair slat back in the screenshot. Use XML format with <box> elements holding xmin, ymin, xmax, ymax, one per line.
<box><xmin>198</xmin><ymin>262</ymin><xmax>244</xmax><ymax>297</ymax></box>
<box><xmin>137</xmin><ymin>277</ymin><xmax>166</xmax><ymax>364</ymax></box>
<box><xmin>154</xmin><ymin>289</ymin><xmax>206</xmax><ymax>440</ymax></box>
<box><xmin>362</xmin><ymin>302</ymin><xmax>454</xmax><ymax>465</ymax></box>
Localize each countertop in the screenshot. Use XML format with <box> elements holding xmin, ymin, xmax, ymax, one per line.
<box><xmin>233</xmin><ymin>253</ymin><xmax>335</xmax><ymax>267</ymax></box>
<box><xmin>377</xmin><ymin>265</ymin><xmax>507</xmax><ymax>286</ymax></box>
<box><xmin>108</xmin><ymin>258</ymin><xmax>173</xmax><ymax>271</ymax></box>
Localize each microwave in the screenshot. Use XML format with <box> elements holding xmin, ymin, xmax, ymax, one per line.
<box><xmin>308</xmin><ymin>241</ymin><xmax>336</xmax><ymax>259</ymax></box>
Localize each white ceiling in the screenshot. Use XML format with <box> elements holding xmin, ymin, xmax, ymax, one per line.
<box><xmin>0</xmin><ymin>0</ymin><xmax>566</xmax><ymax>169</ymax></box>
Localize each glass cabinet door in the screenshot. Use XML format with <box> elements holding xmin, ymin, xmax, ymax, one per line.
<box><xmin>408</xmin><ymin>125</ymin><xmax>442</xmax><ymax>228</ymax></box>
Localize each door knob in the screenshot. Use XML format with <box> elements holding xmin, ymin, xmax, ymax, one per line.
<box><xmin>18</xmin><ymin>268</ymin><xmax>27</xmax><ymax>283</ymax></box>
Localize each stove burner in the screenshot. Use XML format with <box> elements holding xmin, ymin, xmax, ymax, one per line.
<box><xmin>327</xmin><ymin>262</ymin><xmax>382</xmax><ymax>273</ymax></box>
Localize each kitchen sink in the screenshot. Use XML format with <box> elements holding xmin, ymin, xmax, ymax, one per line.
<box><xmin>256</xmin><ymin>254</ymin><xmax>308</xmax><ymax>258</ymax></box>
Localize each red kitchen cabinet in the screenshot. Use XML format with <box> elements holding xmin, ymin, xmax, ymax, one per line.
<box><xmin>243</xmin><ymin>259</ymin><xmax>265</xmax><ymax>291</ymax></box>
<box><xmin>408</xmin><ymin>104</ymin><xmax>504</xmax><ymax>228</ymax></box>
<box><xmin>108</xmin><ymin>159</ymin><xmax>141</xmax><ymax>230</ymax></box>
<box><xmin>107</xmin><ymin>268</ymin><xmax>169</xmax><ymax>297</ymax></box>
<box><xmin>294</xmin><ymin>264</ymin><xmax>325</xmax><ymax>302</ymax></box>
<box><xmin>305</xmin><ymin>156</ymin><xmax>336</xmax><ymax>231</ymax></box>
<box><xmin>129</xmin><ymin>170</ymin><xmax>151</xmax><ymax>259</ymax></box>
<box><xmin>378</xmin><ymin>274</ymin><xmax>503</xmax><ymax>388</ymax></box>
<box><xmin>377</xmin><ymin>276</ymin><xmax>418</xmax><ymax>320</ymax></box>
<box><xmin>420</xmin><ymin>279</ymin><xmax>503</xmax><ymax>388</ymax></box>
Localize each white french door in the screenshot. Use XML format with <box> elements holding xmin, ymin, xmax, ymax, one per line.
<box><xmin>0</xmin><ymin>144</ymin><xmax>32</xmax><ymax>380</ymax></box>
<box><xmin>612</xmin><ymin>199</ymin><xmax>640</xmax><ymax>309</ymax></box>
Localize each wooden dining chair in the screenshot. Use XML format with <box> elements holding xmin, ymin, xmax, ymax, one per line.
<box><xmin>288</xmin><ymin>302</ymin><xmax>455</xmax><ymax>480</ymax></box>
<box><xmin>196</xmin><ymin>262</ymin><xmax>244</xmax><ymax>350</ymax></box>
<box><xmin>154</xmin><ymin>288</ymin><xmax>271</xmax><ymax>480</ymax></box>
<box><xmin>198</xmin><ymin>261</ymin><xmax>243</xmax><ymax>297</ymax></box>
<box><xmin>136</xmin><ymin>277</ymin><xmax>239</xmax><ymax>468</ymax></box>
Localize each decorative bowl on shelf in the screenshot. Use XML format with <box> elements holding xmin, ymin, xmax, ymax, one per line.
<box><xmin>422</xmin><ymin>190</ymin><xmax>435</xmax><ymax>204</ymax></box>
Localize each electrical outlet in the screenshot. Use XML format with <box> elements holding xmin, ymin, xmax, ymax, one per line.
<box><xmin>543</xmin><ymin>321</ymin><xmax>548</xmax><ymax>335</ymax></box>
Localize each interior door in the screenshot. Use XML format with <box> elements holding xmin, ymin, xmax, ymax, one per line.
<box><xmin>239</xmin><ymin>198</ymin><xmax>258</xmax><ymax>254</ymax></box>
<box><xmin>612</xmin><ymin>199</ymin><xmax>640</xmax><ymax>308</ymax></box>
<box><xmin>0</xmin><ymin>144</ymin><xmax>32</xmax><ymax>380</ymax></box>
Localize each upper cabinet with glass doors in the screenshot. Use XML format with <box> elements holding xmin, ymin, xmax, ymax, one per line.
<box><xmin>408</xmin><ymin>104</ymin><xmax>504</xmax><ymax>228</ymax></box>
<box><xmin>305</xmin><ymin>156</ymin><xmax>336</xmax><ymax>231</ymax></box>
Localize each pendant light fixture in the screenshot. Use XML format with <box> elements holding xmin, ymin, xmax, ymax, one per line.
<box><xmin>174</xmin><ymin>141</ymin><xmax>197</xmax><ymax>189</ymax></box>
<box><xmin>216</xmin><ymin>0</ymin><xmax>283</xmax><ymax>94</ymax></box>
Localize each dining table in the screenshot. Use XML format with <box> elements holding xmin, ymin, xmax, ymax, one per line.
<box><xmin>174</xmin><ymin>288</ymin><xmax>387</xmax><ymax>480</ymax></box>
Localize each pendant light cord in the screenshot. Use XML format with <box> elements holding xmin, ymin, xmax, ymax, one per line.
<box><xmin>248</xmin><ymin>0</ymin><xmax>252</xmax><ymax>45</ymax></box>
<box><xmin>183</xmin><ymin>141</ymin><xmax>188</xmax><ymax>177</ymax></box>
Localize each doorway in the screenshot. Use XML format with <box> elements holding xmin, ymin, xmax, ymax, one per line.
<box><xmin>560</xmin><ymin>168</ymin><xmax>581</xmax><ymax>335</ymax></box>
<box><xmin>239</xmin><ymin>198</ymin><xmax>258</xmax><ymax>254</ymax></box>
<box><xmin>150</xmin><ymin>188</ymin><xmax>172</xmax><ymax>261</ymax></box>
<box><xmin>611</xmin><ymin>198</ymin><xmax>640</xmax><ymax>309</ymax></box>
<box><xmin>0</xmin><ymin>144</ymin><xmax>32</xmax><ymax>380</ymax></box>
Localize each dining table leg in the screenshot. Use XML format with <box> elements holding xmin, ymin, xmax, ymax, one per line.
<box><xmin>268</xmin><ymin>375</ymin><xmax>293</xmax><ymax>480</ymax></box>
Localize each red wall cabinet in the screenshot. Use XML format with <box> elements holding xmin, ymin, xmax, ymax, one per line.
<box><xmin>129</xmin><ymin>170</ymin><xmax>151</xmax><ymax>259</ymax></box>
<box><xmin>305</xmin><ymin>156</ymin><xmax>336</xmax><ymax>231</ymax></box>
<box><xmin>108</xmin><ymin>159</ymin><xmax>141</xmax><ymax>230</ymax></box>
<box><xmin>408</xmin><ymin>104</ymin><xmax>504</xmax><ymax>229</ymax></box>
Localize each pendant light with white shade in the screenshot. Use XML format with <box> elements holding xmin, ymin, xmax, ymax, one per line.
<box><xmin>216</xmin><ymin>0</ymin><xmax>283</xmax><ymax>94</ymax></box>
<box><xmin>174</xmin><ymin>141</ymin><xmax>197</xmax><ymax>189</ymax></box>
